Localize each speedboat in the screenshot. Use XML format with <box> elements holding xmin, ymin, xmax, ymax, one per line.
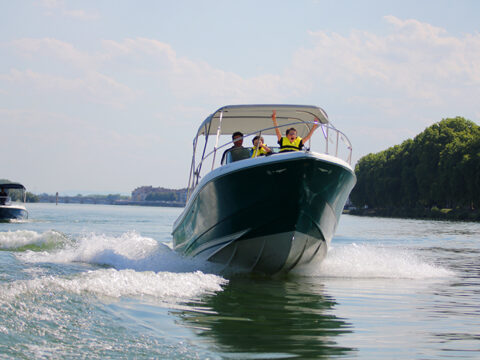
<box><xmin>0</xmin><ymin>182</ymin><xmax>29</xmax><ymax>221</ymax></box>
<box><xmin>172</xmin><ymin>105</ymin><xmax>356</xmax><ymax>274</ymax></box>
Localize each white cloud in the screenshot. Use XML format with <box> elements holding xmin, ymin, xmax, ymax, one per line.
<box><xmin>101</xmin><ymin>38</ymin><xmax>300</xmax><ymax>103</ymax></box>
<box><xmin>12</xmin><ymin>17</ymin><xmax>475</xmax><ymax>114</ymax></box>
<box><xmin>15</xmin><ymin>19</ymin><xmax>479</xmax><ymax>118</ymax></box>
<box><xmin>63</xmin><ymin>9</ymin><xmax>99</xmax><ymax>20</ymax></box>
<box><xmin>4</xmin><ymin>38</ymin><xmax>137</xmax><ymax>107</ymax></box>
<box><xmin>6</xmin><ymin>37</ymin><xmax>302</xmax><ymax>108</ymax></box>
<box><xmin>1</xmin><ymin>68</ymin><xmax>136</xmax><ymax>108</ymax></box>
<box><xmin>285</xmin><ymin>17</ymin><xmax>480</xmax><ymax>164</ymax></box>
<box><xmin>36</xmin><ymin>0</ymin><xmax>99</xmax><ymax>20</ymax></box>
<box><xmin>11</xmin><ymin>38</ymin><xmax>96</xmax><ymax>70</ymax></box>
<box><xmin>298</xmin><ymin>15</ymin><xmax>480</xmax><ymax>105</ymax></box>
<box><xmin>2</xmin><ymin>16</ymin><xmax>479</xmax><ymax>192</ymax></box>
<box><xmin>383</xmin><ymin>15</ymin><xmax>447</xmax><ymax>38</ymax></box>
<box><xmin>37</xmin><ymin>0</ymin><xmax>63</xmax><ymax>9</ymax></box>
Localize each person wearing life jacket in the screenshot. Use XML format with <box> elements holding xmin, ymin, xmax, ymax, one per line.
<box><xmin>251</xmin><ymin>136</ymin><xmax>271</xmax><ymax>158</ymax></box>
<box><xmin>272</xmin><ymin>110</ymin><xmax>319</xmax><ymax>152</ymax></box>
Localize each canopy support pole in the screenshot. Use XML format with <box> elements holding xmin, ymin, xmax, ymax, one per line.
<box><xmin>211</xmin><ymin>111</ymin><xmax>223</xmax><ymax>170</ymax></box>
<box><xmin>335</xmin><ymin>131</ymin><xmax>339</xmax><ymax>157</ymax></box>
<box><xmin>326</xmin><ymin>126</ymin><xmax>329</xmax><ymax>154</ymax></box>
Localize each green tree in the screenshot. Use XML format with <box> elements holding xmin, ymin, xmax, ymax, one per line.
<box><xmin>351</xmin><ymin>117</ymin><xmax>480</xmax><ymax>210</ymax></box>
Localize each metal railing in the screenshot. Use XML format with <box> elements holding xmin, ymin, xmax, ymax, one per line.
<box><xmin>186</xmin><ymin>121</ymin><xmax>353</xmax><ymax>199</ymax></box>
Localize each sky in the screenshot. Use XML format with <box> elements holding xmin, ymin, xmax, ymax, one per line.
<box><xmin>1</xmin><ymin>0</ymin><xmax>479</xmax><ymax>195</ymax></box>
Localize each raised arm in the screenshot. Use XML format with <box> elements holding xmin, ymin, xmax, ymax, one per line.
<box><xmin>302</xmin><ymin>118</ymin><xmax>319</xmax><ymax>144</ymax></box>
<box><xmin>272</xmin><ymin>110</ymin><xmax>282</xmax><ymax>142</ymax></box>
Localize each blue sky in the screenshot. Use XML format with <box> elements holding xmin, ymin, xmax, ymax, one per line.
<box><xmin>1</xmin><ymin>0</ymin><xmax>479</xmax><ymax>194</ymax></box>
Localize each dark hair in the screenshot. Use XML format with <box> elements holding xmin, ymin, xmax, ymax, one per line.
<box><xmin>286</xmin><ymin>128</ymin><xmax>297</xmax><ymax>136</ymax></box>
<box><xmin>252</xmin><ymin>135</ymin><xmax>262</xmax><ymax>144</ymax></box>
<box><xmin>232</xmin><ymin>131</ymin><xmax>243</xmax><ymax>140</ymax></box>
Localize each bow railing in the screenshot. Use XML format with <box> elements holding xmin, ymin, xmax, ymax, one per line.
<box><xmin>186</xmin><ymin>120</ymin><xmax>353</xmax><ymax>199</ymax></box>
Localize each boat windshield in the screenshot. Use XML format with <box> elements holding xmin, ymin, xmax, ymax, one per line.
<box><xmin>221</xmin><ymin>146</ymin><xmax>283</xmax><ymax>165</ymax></box>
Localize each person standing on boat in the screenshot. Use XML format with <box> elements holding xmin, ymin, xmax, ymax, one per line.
<box><xmin>221</xmin><ymin>131</ymin><xmax>245</xmax><ymax>164</ymax></box>
<box><xmin>272</xmin><ymin>110</ymin><xmax>319</xmax><ymax>152</ymax></box>
<box><xmin>251</xmin><ymin>135</ymin><xmax>271</xmax><ymax>157</ymax></box>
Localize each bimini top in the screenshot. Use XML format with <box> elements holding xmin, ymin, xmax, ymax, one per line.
<box><xmin>195</xmin><ymin>104</ymin><xmax>330</xmax><ymax>139</ymax></box>
<box><xmin>0</xmin><ymin>182</ymin><xmax>26</xmax><ymax>190</ymax></box>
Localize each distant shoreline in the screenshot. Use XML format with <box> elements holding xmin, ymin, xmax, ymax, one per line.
<box><xmin>113</xmin><ymin>200</ymin><xmax>185</xmax><ymax>207</ymax></box>
<box><xmin>34</xmin><ymin>187</ymin><xmax>187</xmax><ymax>207</ymax></box>
<box><xmin>36</xmin><ymin>198</ymin><xmax>185</xmax><ymax>207</ymax></box>
<box><xmin>346</xmin><ymin>207</ymin><xmax>480</xmax><ymax>222</ymax></box>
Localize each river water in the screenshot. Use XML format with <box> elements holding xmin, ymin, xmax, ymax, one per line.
<box><xmin>0</xmin><ymin>203</ymin><xmax>479</xmax><ymax>359</ymax></box>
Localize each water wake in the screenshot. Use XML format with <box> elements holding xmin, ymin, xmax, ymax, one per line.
<box><xmin>0</xmin><ymin>269</ymin><xmax>227</xmax><ymax>304</ymax></box>
<box><xmin>15</xmin><ymin>230</ymin><xmax>220</xmax><ymax>273</ymax></box>
<box><xmin>7</xmin><ymin>230</ymin><xmax>455</xmax><ymax>281</ymax></box>
<box><xmin>295</xmin><ymin>243</ymin><xmax>455</xmax><ymax>279</ymax></box>
<box><xmin>1</xmin><ymin>230</ymin><xmax>227</xmax><ymax>304</ymax></box>
<box><xmin>0</xmin><ymin>230</ymin><xmax>69</xmax><ymax>251</ymax></box>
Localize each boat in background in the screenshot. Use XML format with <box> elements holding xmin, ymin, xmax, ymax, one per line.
<box><xmin>172</xmin><ymin>104</ymin><xmax>356</xmax><ymax>274</ymax></box>
<box><xmin>0</xmin><ymin>182</ymin><xmax>28</xmax><ymax>221</ymax></box>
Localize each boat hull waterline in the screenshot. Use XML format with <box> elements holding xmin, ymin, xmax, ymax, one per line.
<box><xmin>172</xmin><ymin>152</ymin><xmax>356</xmax><ymax>274</ymax></box>
<box><xmin>0</xmin><ymin>205</ymin><xmax>28</xmax><ymax>221</ymax></box>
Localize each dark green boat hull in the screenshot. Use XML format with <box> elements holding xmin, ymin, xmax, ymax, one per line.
<box><xmin>172</xmin><ymin>153</ymin><xmax>356</xmax><ymax>274</ymax></box>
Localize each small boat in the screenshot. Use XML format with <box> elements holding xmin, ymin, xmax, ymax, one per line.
<box><xmin>172</xmin><ymin>105</ymin><xmax>356</xmax><ymax>274</ymax></box>
<box><xmin>0</xmin><ymin>182</ymin><xmax>29</xmax><ymax>221</ymax></box>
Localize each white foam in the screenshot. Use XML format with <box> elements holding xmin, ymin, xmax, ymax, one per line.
<box><xmin>0</xmin><ymin>269</ymin><xmax>227</xmax><ymax>303</ymax></box>
<box><xmin>16</xmin><ymin>231</ymin><xmax>220</xmax><ymax>273</ymax></box>
<box><xmin>0</xmin><ymin>230</ymin><xmax>67</xmax><ymax>250</ymax></box>
<box><xmin>294</xmin><ymin>243</ymin><xmax>455</xmax><ymax>279</ymax></box>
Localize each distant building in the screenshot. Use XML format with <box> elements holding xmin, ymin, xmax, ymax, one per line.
<box><xmin>131</xmin><ymin>186</ymin><xmax>154</xmax><ymax>201</ymax></box>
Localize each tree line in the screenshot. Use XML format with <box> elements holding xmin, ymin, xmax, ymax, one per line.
<box><xmin>132</xmin><ymin>186</ymin><xmax>187</xmax><ymax>204</ymax></box>
<box><xmin>350</xmin><ymin>117</ymin><xmax>480</xmax><ymax>211</ymax></box>
<box><xmin>145</xmin><ymin>191</ymin><xmax>185</xmax><ymax>202</ymax></box>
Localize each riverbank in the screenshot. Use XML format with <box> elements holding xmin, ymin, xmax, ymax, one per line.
<box><xmin>113</xmin><ymin>200</ymin><xmax>185</xmax><ymax>207</ymax></box>
<box><xmin>34</xmin><ymin>186</ymin><xmax>187</xmax><ymax>207</ymax></box>
<box><xmin>347</xmin><ymin>207</ymin><xmax>480</xmax><ymax>222</ymax></box>
<box><xmin>36</xmin><ymin>198</ymin><xmax>185</xmax><ymax>207</ymax></box>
